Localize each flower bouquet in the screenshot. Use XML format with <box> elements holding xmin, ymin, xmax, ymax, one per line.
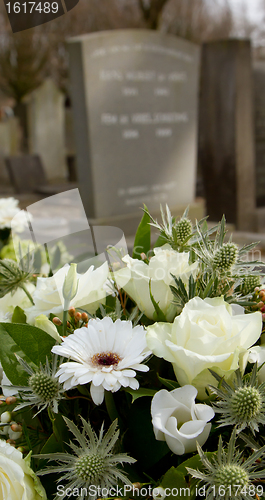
<box><xmin>0</xmin><ymin>200</ymin><xmax>265</xmax><ymax>500</ymax></box>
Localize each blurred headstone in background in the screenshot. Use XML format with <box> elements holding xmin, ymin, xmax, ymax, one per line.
<box><xmin>27</xmin><ymin>79</ymin><xmax>67</xmax><ymax>181</ymax></box>
<box><xmin>65</xmin><ymin>97</ymin><xmax>77</xmax><ymax>182</ymax></box>
<box><xmin>0</xmin><ymin>115</ymin><xmax>20</xmax><ymax>182</ymax></box>
<box><xmin>68</xmin><ymin>30</ymin><xmax>202</xmax><ymax>234</ymax></box>
<box><xmin>199</xmin><ymin>39</ymin><xmax>256</xmax><ymax>232</ymax></box>
<box><xmin>253</xmin><ymin>61</ymin><xmax>265</xmax><ymax>208</ymax></box>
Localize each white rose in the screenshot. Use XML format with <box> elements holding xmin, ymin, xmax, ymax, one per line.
<box><xmin>248</xmin><ymin>345</ymin><xmax>265</xmax><ymax>382</ymax></box>
<box><xmin>26</xmin><ymin>262</ymin><xmax>109</xmax><ymax>323</ymax></box>
<box><xmin>116</xmin><ymin>244</ymin><xmax>197</xmax><ymax>321</ymax></box>
<box><xmin>151</xmin><ymin>386</ymin><xmax>214</xmax><ymax>455</ymax></box>
<box><xmin>0</xmin><ymin>283</ymin><xmax>35</xmax><ymax>322</ymax></box>
<box><xmin>0</xmin><ymin>440</ymin><xmax>46</xmax><ymax>499</ymax></box>
<box><xmin>146</xmin><ymin>296</ymin><xmax>262</xmax><ymax>399</ymax></box>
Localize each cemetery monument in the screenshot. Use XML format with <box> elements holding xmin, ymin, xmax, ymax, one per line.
<box><xmin>68</xmin><ymin>30</ymin><xmax>201</xmax><ymax>231</ymax></box>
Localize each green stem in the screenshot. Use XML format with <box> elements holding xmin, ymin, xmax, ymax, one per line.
<box><xmin>105</xmin><ymin>391</ymin><xmax>120</xmax><ymax>423</ymax></box>
<box><xmin>48</xmin><ymin>407</ymin><xmax>60</xmax><ymax>442</ymax></box>
<box><xmin>20</xmin><ymin>284</ymin><xmax>34</xmax><ymax>305</ymax></box>
<box><xmin>63</xmin><ymin>309</ymin><xmax>68</xmax><ymax>336</ymax></box>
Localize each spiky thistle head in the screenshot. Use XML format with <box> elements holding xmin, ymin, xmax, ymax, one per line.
<box><xmin>174</xmin><ymin>218</ymin><xmax>193</xmax><ymax>244</ymax></box>
<box><xmin>37</xmin><ymin>417</ymin><xmax>136</xmax><ymax>500</ymax></box>
<box><xmin>208</xmin><ymin>364</ymin><xmax>265</xmax><ymax>435</ymax></box>
<box><xmin>240</xmin><ymin>276</ymin><xmax>261</xmax><ymax>296</ymax></box>
<box><xmin>212</xmin><ymin>243</ymin><xmax>238</xmax><ymax>272</ymax></box>
<box><xmin>10</xmin><ymin>354</ymin><xmax>65</xmax><ymax>416</ymax></box>
<box><xmin>0</xmin><ymin>258</ymin><xmax>33</xmax><ymax>299</ymax></box>
<box><xmin>187</xmin><ymin>428</ymin><xmax>265</xmax><ymax>500</ymax></box>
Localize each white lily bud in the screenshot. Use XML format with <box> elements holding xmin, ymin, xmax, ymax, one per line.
<box><xmin>62</xmin><ymin>263</ymin><xmax>79</xmax><ymax>310</ymax></box>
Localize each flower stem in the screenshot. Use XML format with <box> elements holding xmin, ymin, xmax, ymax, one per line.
<box><xmin>48</xmin><ymin>407</ymin><xmax>60</xmax><ymax>442</ymax></box>
<box><xmin>20</xmin><ymin>284</ymin><xmax>34</xmax><ymax>305</ymax></box>
<box><xmin>63</xmin><ymin>309</ymin><xmax>68</xmax><ymax>336</ymax></box>
<box><xmin>105</xmin><ymin>391</ymin><xmax>121</xmax><ymax>424</ymax></box>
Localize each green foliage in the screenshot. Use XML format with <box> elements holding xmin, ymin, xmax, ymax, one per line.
<box><xmin>157</xmin><ymin>375</ymin><xmax>180</xmax><ymax>390</ymax></box>
<box><xmin>160</xmin><ymin>467</ymin><xmax>189</xmax><ymax>500</ymax></box>
<box><xmin>0</xmin><ymin>323</ymin><xmax>55</xmax><ymax>385</ymax></box>
<box><xmin>124</xmin><ymin>387</ymin><xmax>157</xmax><ymax>403</ymax></box>
<box><xmin>149</xmin><ymin>281</ymin><xmax>167</xmax><ymax>321</ymax></box>
<box><xmin>125</xmin><ymin>398</ymin><xmax>169</xmax><ymax>470</ymax></box>
<box><xmin>12</xmin><ymin>306</ymin><xmax>27</xmax><ymax>324</ymax></box>
<box><xmin>0</xmin><ymin>258</ymin><xmax>33</xmax><ymax>300</ymax></box>
<box><xmin>133</xmin><ymin>205</ymin><xmax>151</xmax><ymax>259</ymax></box>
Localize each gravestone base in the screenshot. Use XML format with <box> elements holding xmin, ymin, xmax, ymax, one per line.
<box><xmin>88</xmin><ymin>198</ymin><xmax>205</xmax><ymax>238</ymax></box>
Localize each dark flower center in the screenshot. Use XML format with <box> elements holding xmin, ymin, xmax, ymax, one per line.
<box><xmin>91</xmin><ymin>352</ymin><xmax>121</xmax><ymax>366</ymax></box>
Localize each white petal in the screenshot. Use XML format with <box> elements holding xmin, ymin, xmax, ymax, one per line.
<box><xmin>90</xmin><ymin>383</ymin><xmax>105</xmax><ymax>405</ymax></box>
<box><xmin>128</xmin><ymin>378</ymin><xmax>139</xmax><ymax>390</ymax></box>
<box><xmin>92</xmin><ymin>371</ymin><xmax>106</xmax><ymax>386</ymax></box>
<box><xmin>194</xmin><ymin>404</ymin><xmax>215</xmax><ymax>422</ymax></box>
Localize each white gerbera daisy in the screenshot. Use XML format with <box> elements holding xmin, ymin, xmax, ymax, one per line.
<box><xmin>52</xmin><ymin>317</ymin><xmax>151</xmax><ymax>405</ymax></box>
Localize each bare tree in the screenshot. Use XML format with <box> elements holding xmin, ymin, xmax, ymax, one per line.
<box><xmin>138</xmin><ymin>0</ymin><xmax>169</xmax><ymax>29</ymax></box>
<box><xmin>158</xmin><ymin>0</ymin><xmax>235</xmax><ymax>42</ymax></box>
<box><xmin>0</xmin><ymin>30</ymin><xmax>49</xmax><ymax>103</ymax></box>
<box><xmin>0</xmin><ymin>0</ymin><xmax>259</xmax><ymax>101</ymax></box>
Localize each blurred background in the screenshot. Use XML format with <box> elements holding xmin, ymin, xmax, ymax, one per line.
<box><xmin>0</xmin><ymin>0</ymin><xmax>264</xmax><ymax>243</ymax></box>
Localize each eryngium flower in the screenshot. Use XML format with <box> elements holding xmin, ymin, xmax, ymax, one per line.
<box><xmin>52</xmin><ymin>317</ymin><xmax>151</xmax><ymax>405</ymax></box>
<box><xmin>37</xmin><ymin>417</ymin><xmax>136</xmax><ymax>500</ymax></box>
<box><xmin>212</xmin><ymin>243</ymin><xmax>238</xmax><ymax>272</ymax></box>
<box><xmin>11</xmin><ymin>355</ymin><xmax>65</xmax><ymax>415</ymax></box>
<box><xmin>187</xmin><ymin>429</ymin><xmax>265</xmax><ymax>500</ymax></box>
<box><xmin>208</xmin><ymin>364</ymin><xmax>265</xmax><ymax>434</ymax></box>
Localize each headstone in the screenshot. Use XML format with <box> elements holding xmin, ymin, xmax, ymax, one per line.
<box><xmin>0</xmin><ymin>117</ymin><xmax>20</xmax><ymax>182</ymax></box>
<box><xmin>5</xmin><ymin>155</ymin><xmax>47</xmax><ymax>193</ymax></box>
<box><xmin>65</xmin><ymin>99</ymin><xmax>77</xmax><ymax>182</ymax></box>
<box><xmin>27</xmin><ymin>79</ymin><xmax>67</xmax><ymax>181</ymax></box>
<box><xmin>199</xmin><ymin>40</ymin><xmax>256</xmax><ymax>231</ymax></box>
<box><xmin>68</xmin><ymin>30</ymin><xmax>200</xmax><ymax>220</ymax></box>
<box><xmin>253</xmin><ymin>61</ymin><xmax>265</xmax><ymax>207</ymax></box>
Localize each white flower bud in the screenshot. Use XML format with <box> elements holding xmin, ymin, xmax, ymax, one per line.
<box><xmin>1</xmin><ymin>411</ymin><xmax>11</xmax><ymax>423</ymax></box>
<box><xmin>153</xmin><ymin>487</ymin><xmax>166</xmax><ymax>500</ymax></box>
<box><xmin>62</xmin><ymin>263</ymin><xmax>79</xmax><ymax>310</ymax></box>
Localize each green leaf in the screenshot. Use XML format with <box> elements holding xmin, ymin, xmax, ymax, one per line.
<box><xmin>33</xmin><ymin>248</ymin><xmax>42</xmax><ymax>274</ymax></box>
<box><xmin>188</xmin><ymin>274</ymin><xmax>196</xmax><ymax>300</ymax></box>
<box><xmin>132</xmin><ymin>205</ymin><xmax>151</xmax><ymax>259</ymax></box>
<box><xmin>124</xmin><ymin>387</ymin><xmax>157</xmax><ymax>403</ymax></box>
<box><xmin>153</xmin><ymin>234</ymin><xmax>167</xmax><ymax>248</ymax></box>
<box><xmin>157</xmin><ymin>375</ymin><xmax>180</xmax><ymax>390</ymax></box>
<box><xmin>149</xmin><ymin>281</ymin><xmax>167</xmax><ymax>322</ymax></box>
<box><xmin>176</xmin><ymin>451</ymin><xmax>215</xmax><ymax>476</ymax></box>
<box><xmin>125</xmin><ymin>398</ymin><xmax>169</xmax><ymax>469</ymax></box>
<box><xmin>40</xmin><ymin>433</ymin><xmax>63</xmax><ymax>455</ymax></box>
<box><xmin>12</xmin><ymin>306</ymin><xmax>27</xmax><ymax>324</ymax></box>
<box><xmin>49</xmin><ymin>411</ymin><xmax>69</xmax><ymax>448</ymax></box>
<box><xmin>160</xmin><ymin>467</ymin><xmax>189</xmax><ymax>500</ymax></box>
<box><xmin>216</xmin><ymin>215</ymin><xmax>226</xmax><ymax>249</ymax></box>
<box><xmin>51</xmin><ymin>245</ymin><xmax>61</xmax><ymax>270</ymax></box>
<box><xmin>0</xmin><ymin>323</ymin><xmax>56</xmax><ymax>385</ymax></box>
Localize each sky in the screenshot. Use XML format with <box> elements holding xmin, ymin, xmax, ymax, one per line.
<box><xmin>228</xmin><ymin>0</ymin><xmax>262</xmax><ymax>21</ymax></box>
